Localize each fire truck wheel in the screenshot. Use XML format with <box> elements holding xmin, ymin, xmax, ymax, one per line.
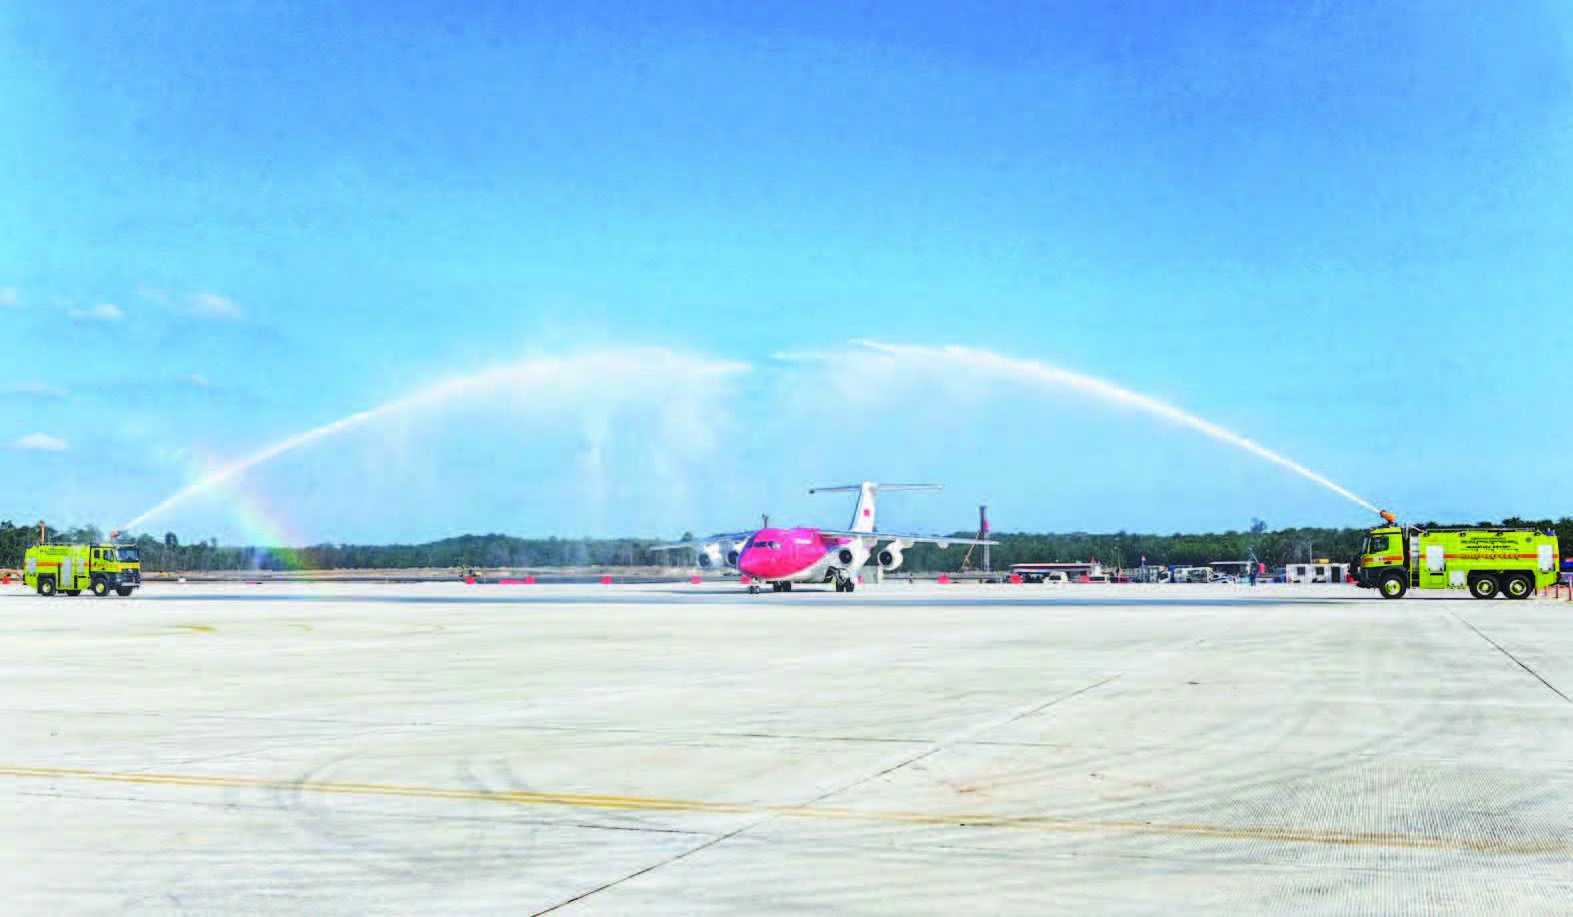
<box><xmin>1378</xmin><ymin>572</ymin><xmax>1408</xmax><ymax>599</ymax></box>
<box><xmin>37</xmin><ymin>577</ymin><xmax>55</xmax><ymax>597</ymax></box>
<box><xmin>116</xmin><ymin>587</ymin><xmax>133</xmax><ymax>597</ymax></box>
<box><xmin>1503</xmin><ymin>573</ymin><xmax>1533</xmax><ymax>600</ymax></box>
<box><xmin>1469</xmin><ymin>574</ymin><xmax>1501</xmax><ymax>600</ymax></box>
<box><xmin>91</xmin><ymin>577</ymin><xmax>109</xmax><ymax>597</ymax></box>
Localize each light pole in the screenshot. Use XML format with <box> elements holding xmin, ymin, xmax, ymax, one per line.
<box><xmin>980</xmin><ymin>505</ymin><xmax>990</xmax><ymax>573</ymax></box>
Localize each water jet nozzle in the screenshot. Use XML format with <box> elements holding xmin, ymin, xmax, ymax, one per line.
<box><xmin>1378</xmin><ymin>510</ymin><xmax>1397</xmax><ymax>526</ymax></box>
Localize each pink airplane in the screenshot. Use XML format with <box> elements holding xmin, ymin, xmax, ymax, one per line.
<box><xmin>654</xmin><ymin>482</ymin><xmax>995</xmax><ymax>593</ymax></box>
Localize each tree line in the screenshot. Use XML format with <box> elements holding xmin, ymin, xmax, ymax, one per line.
<box><xmin>3</xmin><ymin>517</ymin><xmax>1569</xmax><ymax>573</ymax></box>
<box><xmin>0</xmin><ymin>523</ymin><xmax>668</xmax><ymax>572</ymax></box>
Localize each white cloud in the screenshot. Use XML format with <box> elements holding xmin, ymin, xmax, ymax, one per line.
<box><xmin>768</xmin><ymin>349</ymin><xmax>840</xmax><ymax>364</ymax></box>
<box><xmin>2</xmin><ymin>382</ymin><xmax>68</xmax><ymax>399</ymax></box>
<box><xmin>139</xmin><ymin>286</ymin><xmax>243</xmax><ymax>320</ymax></box>
<box><xmin>187</xmin><ymin>292</ymin><xmax>243</xmax><ymax>319</ymax></box>
<box><xmin>15</xmin><ymin>432</ymin><xmax>68</xmax><ymax>452</ymax></box>
<box><xmin>0</xmin><ymin>287</ymin><xmax>17</xmax><ymax>308</ymax></box>
<box><xmin>69</xmin><ymin>303</ymin><xmax>124</xmax><ymax>322</ymax></box>
<box><xmin>187</xmin><ymin>373</ymin><xmax>211</xmax><ymax>388</ymax></box>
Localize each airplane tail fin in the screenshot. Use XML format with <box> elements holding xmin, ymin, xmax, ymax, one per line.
<box><xmin>809</xmin><ymin>482</ymin><xmax>941</xmax><ymax>534</ymax></box>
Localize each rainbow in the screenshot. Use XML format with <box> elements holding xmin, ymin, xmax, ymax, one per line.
<box><xmin>137</xmin><ymin>446</ymin><xmax>315</xmax><ymax>572</ymax></box>
<box><xmin>223</xmin><ymin>486</ymin><xmax>313</xmax><ymax>571</ymax></box>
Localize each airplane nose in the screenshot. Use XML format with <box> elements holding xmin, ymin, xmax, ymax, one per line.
<box><xmin>740</xmin><ymin>549</ymin><xmax>776</xmax><ymax>579</ymax></box>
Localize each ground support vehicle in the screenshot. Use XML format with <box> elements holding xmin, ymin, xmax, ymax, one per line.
<box><xmin>1355</xmin><ymin>525</ymin><xmax>1558</xmax><ymax>600</ymax></box>
<box><xmin>1009</xmin><ymin>563</ymin><xmax>1101</xmax><ymax>584</ymax></box>
<box><xmin>23</xmin><ymin>544</ymin><xmax>142</xmax><ymax>597</ymax></box>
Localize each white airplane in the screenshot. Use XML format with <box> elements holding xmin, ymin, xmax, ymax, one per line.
<box><xmin>654</xmin><ymin>482</ymin><xmax>995</xmax><ymax>593</ymax></box>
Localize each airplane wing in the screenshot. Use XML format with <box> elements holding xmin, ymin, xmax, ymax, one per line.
<box><xmin>650</xmin><ymin>532</ymin><xmax>755</xmax><ymax>551</ymax></box>
<box><xmin>818</xmin><ymin>530</ymin><xmax>997</xmax><ymax>547</ymax></box>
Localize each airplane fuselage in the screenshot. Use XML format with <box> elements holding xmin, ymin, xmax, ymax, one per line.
<box><xmin>736</xmin><ymin>527</ymin><xmax>861</xmax><ymax>586</ymax></box>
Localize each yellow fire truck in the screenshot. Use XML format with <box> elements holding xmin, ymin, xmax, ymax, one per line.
<box><xmin>23</xmin><ymin>543</ymin><xmax>142</xmax><ymax>597</ymax></box>
<box><xmin>1355</xmin><ymin>522</ymin><xmax>1559</xmax><ymax>599</ymax></box>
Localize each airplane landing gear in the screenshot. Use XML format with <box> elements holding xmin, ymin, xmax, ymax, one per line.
<box><xmin>748</xmin><ymin>583</ymin><xmax>761</xmax><ymax>594</ymax></box>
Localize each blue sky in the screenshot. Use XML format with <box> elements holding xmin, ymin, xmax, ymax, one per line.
<box><xmin>3</xmin><ymin>1</ymin><xmax>1571</xmax><ymax>543</ymax></box>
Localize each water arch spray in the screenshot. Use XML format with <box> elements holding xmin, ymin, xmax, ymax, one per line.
<box><xmin>121</xmin><ymin>340</ymin><xmax>1378</xmax><ymax>536</ymax></box>
<box><xmin>121</xmin><ymin>348</ymin><xmax>749</xmax><ymax>533</ymax></box>
<box><xmin>854</xmin><ymin>340</ymin><xmax>1380</xmax><ymax>516</ymax></box>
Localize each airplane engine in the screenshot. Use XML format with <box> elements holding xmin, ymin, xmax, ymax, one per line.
<box><xmin>837</xmin><ymin>548</ymin><xmax>856</xmax><ymax>566</ymax></box>
<box><xmin>877</xmin><ymin>546</ymin><xmax>904</xmax><ymax>571</ymax></box>
<box><xmin>696</xmin><ymin>543</ymin><xmax>724</xmax><ymax>569</ymax></box>
<box><xmin>726</xmin><ymin>548</ymin><xmax>741</xmax><ymax>567</ymax></box>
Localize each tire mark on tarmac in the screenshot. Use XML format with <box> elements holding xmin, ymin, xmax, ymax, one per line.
<box><xmin>794</xmin><ymin>675</ymin><xmax>1125</xmax><ymax>812</ymax></box>
<box><xmin>0</xmin><ymin>764</ymin><xmax>1563</xmax><ymax>857</ymax></box>
<box><xmin>522</xmin><ymin>675</ymin><xmax>1124</xmax><ymax>913</ymax></box>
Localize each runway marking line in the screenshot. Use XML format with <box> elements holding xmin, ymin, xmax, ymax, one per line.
<box><xmin>0</xmin><ymin>764</ymin><xmax>1561</xmax><ymax>856</ymax></box>
<box><xmin>172</xmin><ymin>624</ymin><xmax>215</xmax><ymax>634</ymax></box>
